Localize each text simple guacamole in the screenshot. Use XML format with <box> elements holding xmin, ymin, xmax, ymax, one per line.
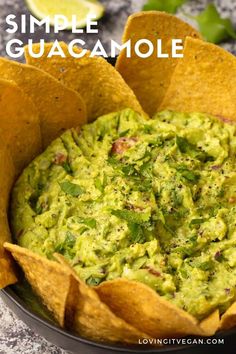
<box><xmin>11</xmin><ymin>109</ymin><xmax>236</xmax><ymax>320</ymax></box>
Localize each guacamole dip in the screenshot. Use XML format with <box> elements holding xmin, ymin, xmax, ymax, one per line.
<box><xmin>11</xmin><ymin>109</ymin><xmax>236</xmax><ymax>320</ymax></box>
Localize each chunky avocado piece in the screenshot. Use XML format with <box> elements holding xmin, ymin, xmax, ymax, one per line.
<box><xmin>11</xmin><ymin>109</ymin><xmax>236</xmax><ymax>320</ymax></box>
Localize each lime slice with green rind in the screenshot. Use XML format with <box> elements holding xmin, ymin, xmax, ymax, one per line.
<box><xmin>25</xmin><ymin>0</ymin><xmax>104</xmax><ymax>29</ymax></box>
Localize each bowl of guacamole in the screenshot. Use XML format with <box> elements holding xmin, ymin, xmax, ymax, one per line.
<box><xmin>11</xmin><ymin>108</ymin><xmax>236</xmax><ymax>322</ymax></box>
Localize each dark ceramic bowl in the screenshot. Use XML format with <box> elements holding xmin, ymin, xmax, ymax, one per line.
<box><xmin>1</xmin><ymin>57</ymin><xmax>236</xmax><ymax>354</ymax></box>
<box><xmin>1</xmin><ymin>286</ymin><xmax>236</xmax><ymax>354</ymax></box>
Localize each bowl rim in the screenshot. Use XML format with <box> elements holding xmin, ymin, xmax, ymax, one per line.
<box><xmin>0</xmin><ymin>286</ymin><xmax>191</xmax><ymax>353</ymax></box>
<box><xmin>1</xmin><ymin>285</ymin><xmax>236</xmax><ymax>353</ymax></box>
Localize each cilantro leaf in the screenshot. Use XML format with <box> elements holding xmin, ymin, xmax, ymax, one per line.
<box><xmin>181</xmin><ymin>170</ymin><xmax>200</xmax><ymax>183</ymax></box>
<box><xmin>197</xmin><ymin>260</ymin><xmax>214</xmax><ymax>271</ymax></box>
<box><xmin>176</xmin><ymin>136</ymin><xmax>214</xmax><ymax>162</ymax></box>
<box><xmin>128</xmin><ymin>222</ymin><xmax>146</xmax><ymax>244</ymax></box>
<box><xmin>143</xmin><ymin>0</ymin><xmax>187</xmax><ymax>13</ymax></box>
<box><xmin>195</xmin><ymin>4</ymin><xmax>236</xmax><ymax>44</ymax></box>
<box><xmin>79</xmin><ymin>218</ymin><xmax>97</xmax><ymax>229</ymax></box>
<box><xmin>95</xmin><ymin>178</ymin><xmax>103</xmax><ymax>192</ymax></box>
<box><xmin>122</xmin><ymin>164</ymin><xmax>137</xmax><ymax>177</ymax></box>
<box><xmin>95</xmin><ymin>173</ymin><xmax>108</xmax><ymax>193</ymax></box>
<box><xmin>119</xmin><ymin>129</ymin><xmax>130</xmax><ymax>138</ymax></box>
<box><xmin>60</xmin><ymin>181</ymin><xmax>84</xmax><ymax>197</ymax></box>
<box><xmin>176</xmin><ymin>165</ymin><xmax>200</xmax><ymax>184</ymax></box>
<box><xmin>189</xmin><ymin>218</ymin><xmax>207</xmax><ymax>229</ymax></box>
<box><xmin>107</xmin><ymin>156</ymin><xmax>119</xmax><ymax>166</ymax></box>
<box><xmin>163</xmin><ymin>223</ymin><xmax>175</xmax><ymax>236</ymax></box>
<box><xmin>55</xmin><ymin>231</ymin><xmax>76</xmax><ymax>253</ymax></box>
<box><xmin>112</xmin><ymin>209</ymin><xmax>151</xmax><ymax>244</ymax></box>
<box><xmin>176</xmin><ymin>136</ymin><xmax>191</xmax><ymax>154</ymax></box>
<box><xmin>62</xmin><ymin>161</ymin><xmax>72</xmax><ymax>174</ymax></box>
<box><xmin>143</xmin><ymin>125</ymin><xmax>153</xmax><ymax>134</ymax></box>
<box><xmin>111</xmin><ymin>209</ymin><xmax>150</xmax><ymax>224</ymax></box>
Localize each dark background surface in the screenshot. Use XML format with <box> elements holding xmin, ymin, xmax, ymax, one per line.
<box><xmin>0</xmin><ymin>0</ymin><xmax>236</xmax><ymax>353</ymax></box>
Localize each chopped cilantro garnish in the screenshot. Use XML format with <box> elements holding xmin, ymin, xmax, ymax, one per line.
<box><xmin>63</xmin><ymin>161</ymin><xmax>72</xmax><ymax>174</ymax></box>
<box><xmin>111</xmin><ymin>209</ymin><xmax>150</xmax><ymax>225</ymax></box>
<box><xmin>122</xmin><ymin>164</ymin><xmax>137</xmax><ymax>177</ymax></box>
<box><xmin>59</xmin><ymin>181</ymin><xmax>84</xmax><ymax>197</ymax></box>
<box><xmin>198</xmin><ymin>260</ymin><xmax>214</xmax><ymax>271</ymax></box>
<box><xmin>119</xmin><ymin>129</ymin><xmax>130</xmax><ymax>137</ymax></box>
<box><xmin>176</xmin><ymin>165</ymin><xmax>200</xmax><ymax>184</ymax></box>
<box><xmin>107</xmin><ymin>156</ymin><xmax>119</xmax><ymax>166</ymax></box>
<box><xmin>95</xmin><ymin>178</ymin><xmax>104</xmax><ymax>192</ymax></box>
<box><xmin>189</xmin><ymin>218</ymin><xmax>207</xmax><ymax>229</ymax></box>
<box><xmin>55</xmin><ymin>231</ymin><xmax>76</xmax><ymax>253</ymax></box>
<box><xmin>128</xmin><ymin>222</ymin><xmax>146</xmax><ymax>244</ymax></box>
<box><xmin>112</xmin><ymin>209</ymin><xmax>151</xmax><ymax>244</ymax></box>
<box><xmin>176</xmin><ymin>136</ymin><xmax>214</xmax><ymax>162</ymax></box>
<box><xmin>79</xmin><ymin>218</ymin><xmax>97</xmax><ymax>229</ymax></box>
<box><xmin>143</xmin><ymin>125</ymin><xmax>153</xmax><ymax>134</ymax></box>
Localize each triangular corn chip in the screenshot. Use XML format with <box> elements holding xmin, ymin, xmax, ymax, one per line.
<box><xmin>159</xmin><ymin>37</ymin><xmax>236</xmax><ymax>121</ymax></box>
<box><xmin>54</xmin><ymin>254</ymin><xmax>152</xmax><ymax>344</ymax></box>
<box><xmin>24</xmin><ymin>42</ymin><xmax>145</xmax><ymax>121</ymax></box>
<box><xmin>0</xmin><ymin>58</ymin><xmax>87</xmax><ymax>147</ymax></box>
<box><xmin>116</xmin><ymin>11</ymin><xmax>200</xmax><ymax>116</ymax></box>
<box><xmin>0</xmin><ymin>146</ymin><xmax>17</xmax><ymax>288</ymax></box>
<box><xmin>96</xmin><ymin>278</ymin><xmax>204</xmax><ymax>338</ymax></box>
<box><xmin>220</xmin><ymin>302</ymin><xmax>236</xmax><ymax>330</ymax></box>
<box><xmin>0</xmin><ymin>214</ymin><xmax>17</xmax><ymax>288</ymax></box>
<box><xmin>0</xmin><ymin>79</ymin><xmax>42</xmax><ymax>174</ymax></box>
<box><xmin>4</xmin><ymin>243</ymin><xmax>73</xmax><ymax>327</ymax></box>
<box><xmin>200</xmin><ymin>310</ymin><xmax>220</xmax><ymax>336</ymax></box>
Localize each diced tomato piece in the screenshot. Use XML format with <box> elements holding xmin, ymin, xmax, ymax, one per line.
<box><xmin>53</xmin><ymin>152</ymin><xmax>67</xmax><ymax>165</ymax></box>
<box><xmin>112</xmin><ymin>137</ymin><xmax>137</xmax><ymax>154</ymax></box>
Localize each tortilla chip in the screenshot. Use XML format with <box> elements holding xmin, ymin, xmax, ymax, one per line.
<box><xmin>0</xmin><ymin>79</ymin><xmax>42</xmax><ymax>174</ymax></box>
<box><xmin>4</xmin><ymin>243</ymin><xmax>73</xmax><ymax>326</ymax></box>
<box><xmin>220</xmin><ymin>302</ymin><xmax>236</xmax><ymax>330</ymax></box>
<box><xmin>159</xmin><ymin>37</ymin><xmax>236</xmax><ymax>121</ymax></box>
<box><xmin>0</xmin><ymin>215</ymin><xmax>17</xmax><ymax>288</ymax></box>
<box><xmin>0</xmin><ymin>58</ymin><xmax>87</xmax><ymax>147</ymax></box>
<box><xmin>24</xmin><ymin>42</ymin><xmax>145</xmax><ymax>121</ymax></box>
<box><xmin>0</xmin><ymin>145</ymin><xmax>15</xmax><ymax>211</ymax></box>
<box><xmin>96</xmin><ymin>278</ymin><xmax>204</xmax><ymax>338</ymax></box>
<box><xmin>0</xmin><ymin>146</ymin><xmax>17</xmax><ymax>288</ymax></box>
<box><xmin>54</xmin><ymin>254</ymin><xmax>151</xmax><ymax>344</ymax></box>
<box><xmin>200</xmin><ymin>310</ymin><xmax>220</xmax><ymax>336</ymax></box>
<box><xmin>116</xmin><ymin>11</ymin><xmax>201</xmax><ymax>116</ymax></box>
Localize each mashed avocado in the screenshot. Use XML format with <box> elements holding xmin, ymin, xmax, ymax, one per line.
<box><xmin>11</xmin><ymin>109</ymin><xmax>236</xmax><ymax>320</ymax></box>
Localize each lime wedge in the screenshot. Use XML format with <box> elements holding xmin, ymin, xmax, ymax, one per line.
<box><xmin>25</xmin><ymin>0</ymin><xmax>104</xmax><ymax>29</ymax></box>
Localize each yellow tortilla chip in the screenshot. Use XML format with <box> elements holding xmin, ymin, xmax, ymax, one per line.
<box><xmin>200</xmin><ymin>310</ymin><xmax>220</xmax><ymax>336</ymax></box>
<box><xmin>0</xmin><ymin>79</ymin><xmax>42</xmax><ymax>174</ymax></box>
<box><xmin>116</xmin><ymin>11</ymin><xmax>201</xmax><ymax>116</ymax></box>
<box><xmin>0</xmin><ymin>58</ymin><xmax>87</xmax><ymax>147</ymax></box>
<box><xmin>96</xmin><ymin>278</ymin><xmax>204</xmax><ymax>338</ymax></box>
<box><xmin>54</xmin><ymin>254</ymin><xmax>151</xmax><ymax>344</ymax></box>
<box><xmin>0</xmin><ymin>146</ymin><xmax>17</xmax><ymax>288</ymax></box>
<box><xmin>24</xmin><ymin>42</ymin><xmax>145</xmax><ymax>121</ymax></box>
<box><xmin>159</xmin><ymin>37</ymin><xmax>236</xmax><ymax>121</ymax></box>
<box><xmin>0</xmin><ymin>145</ymin><xmax>15</xmax><ymax>211</ymax></box>
<box><xmin>4</xmin><ymin>243</ymin><xmax>73</xmax><ymax>327</ymax></box>
<box><xmin>220</xmin><ymin>302</ymin><xmax>236</xmax><ymax>330</ymax></box>
<box><xmin>0</xmin><ymin>214</ymin><xmax>17</xmax><ymax>289</ymax></box>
